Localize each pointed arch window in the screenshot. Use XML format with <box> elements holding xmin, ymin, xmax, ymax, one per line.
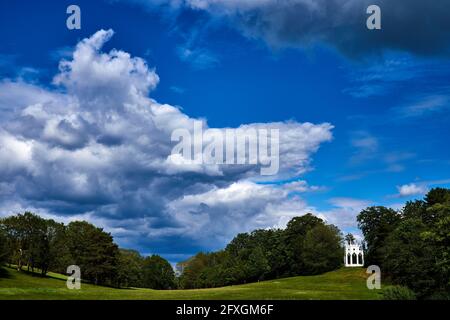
<box><xmin>358</xmin><ymin>253</ymin><xmax>363</xmax><ymax>265</ymax></box>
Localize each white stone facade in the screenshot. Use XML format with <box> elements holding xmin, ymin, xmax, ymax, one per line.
<box><xmin>344</xmin><ymin>243</ymin><xmax>364</xmax><ymax>267</ymax></box>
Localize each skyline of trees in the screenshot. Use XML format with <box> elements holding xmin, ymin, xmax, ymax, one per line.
<box><xmin>178</xmin><ymin>214</ymin><xmax>343</xmax><ymax>289</ymax></box>
<box><xmin>1</xmin><ymin>187</ymin><xmax>449</xmax><ymax>299</ymax></box>
<box><xmin>0</xmin><ymin>213</ymin><xmax>175</xmax><ymax>289</ymax></box>
<box><xmin>357</xmin><ymin>188</ymin><xmax>450</xmax><ymax>299</ymax></box>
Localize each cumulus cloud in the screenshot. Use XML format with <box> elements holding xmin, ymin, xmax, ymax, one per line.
<box><xmin>280</xmin><ymin>180</ymin><xmax>323</xmax><ymax>193</ymax></box>
<box><xmin>0</xmin><ymin>30</ymin><xmax>333</xmax><ymax>257</ymax></box>
<box><xmin>138</xmin><ymin>0</ymin><xmax>450</xmax><ymax>58</ymax></box>
<box><xmin>53</xmin><ymin>29</ymin><xmax>160</xmax><ymax>109</ymax></box>
<box><xmin>397</xmin><ymin>183</ymin><xmax>427</xmax><ymax>197</ymax></box>
<box><xmin>319</xmin><ymin>197</ymin><xmax>372</xmax><ymax>230</ymax></box>
<box><xmin>167</xmin><ymin>180</ymin><xmax>314</xmax><ymax>244</ymax></box>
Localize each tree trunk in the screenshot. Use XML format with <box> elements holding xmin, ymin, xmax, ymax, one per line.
<box><xmin>17</xmin><ymin>249</ymin><xmax>23</xmax><ymax>271</ymax></box>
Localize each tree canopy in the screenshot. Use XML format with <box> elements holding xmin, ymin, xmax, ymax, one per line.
<box><xmin>0</xmin><ymin>213</ymin><xmax>174</xmax><ymax>289</ymax></box>
<box><xmin>178</xmin><ymin>214</ymin><xmax>343</xmax><ymax>289</ymax></box>
<box><xmin>357</xmin><ymin>188</ymin><xmax>450</xmax><ymax>299</ymax></box>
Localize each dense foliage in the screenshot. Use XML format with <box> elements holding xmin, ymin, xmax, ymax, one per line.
<box><xmin>2</xmin><ymin>189</ymin><xmax>448</xmax><ymax>298</ymax></box>
<box><xmin>1</xmin><ymin>212</ymin><xmax>342</xmax><ymax>290</ymax></box>
<box><xmin>0</xmin><ymin>212</ymin><xmax>63</xmax><ymax>275</ymax></box>
<box><xmin>0</xmin><ymin>212</ymin><xmax>174</xmax><ymax>289</ymax></box>
<box><xmin>0</xmin><ymin>228</ymin><xmax>8</xmax><ymax>265</ymax></box>
<box><xmin>357</xmin><ymin>188</ymin><xmax>450</xmax><ymax>299</ymax></box>
<box><xmin>116</xmin><ymin>249</ymin><xmax>144</xmax><ymax>288</ymax></box>
<box><xmin>142</xmin><ymin>255</ymin><xmax>176</xmax><ymax>289</ymax></box>
<box><xmin>178</xmin><ymin>214</ymin><xmax>343</xmax><ymax>289</ymax></box>
<box><xmin>382</xmin><ymin>285</ymin><xmax>416</xmax><ymax>300</ymax></box>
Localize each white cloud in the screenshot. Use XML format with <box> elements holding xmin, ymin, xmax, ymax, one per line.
<box><xmin>349</xmin><ymin>131</ymin><xmax>379</xmax><ymax>164</ymax></box>
<box><xmin>0</xmin><ymin>80</ymin><xmax>62</xmax><ymax>113</ymax></box>
<box><xmin>319</xmin><ymin>197</ymin><xmax>372</xmax><ymax>230</ymax></box>
<box><xmin>53</xmin><ymin>29</ymin><xmax>160</xmax><ymax>109</ymax></box>
<box><xmin>0</xmin><ymin>29</ymin><xmax>333</xmax><ymax>254</ymax></box>
<box><xmin>396</xmin><ymin>94</ymin><xmax>450</xmax><ymax>118</ymax></box>
<box><xmin>280</xmin><ymin>180</ymin><xmax>323</xmax><ymax>193</ymax></box>
<box><xmin>351</xmin><ymin>134</ymin><xmax>378</xmax><ymax>153</ymax></box>
<box><xmin>329</xmin><ymin>197</ymin><xmax>371</xmax><ymax>209</ymax></box>
<box><xmin>167</xmin><ymin>180</ymin><xmax>314</xmax><ymax>244</ymax></box>
<box><xmin>0</xmin><ymin>129</ymin><xmax>34</xmax><ymax>175</ymax></box>
<box><xmin>177</xmin><ymin>45</ymin><xmax>219</xmax><ymax>69</ymax></box>
<box><xmin>397</xmin><ymin>183</ymin><xmax>427</xmax><ymax>197</ymax></box>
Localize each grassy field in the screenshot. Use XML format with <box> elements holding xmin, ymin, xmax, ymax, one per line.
<box><xmin>0</xmin><ymin>266</ymin><xmax>383</xmax><ymax>300</ymax></box>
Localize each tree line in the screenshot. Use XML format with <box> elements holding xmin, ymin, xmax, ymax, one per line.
<box><xmin>177</xmin><ymin>214</ymin><xmax>343</xmax><ymax>289</ymax></box>
<box><xmin>3</xmin><ymin>188</ymin><xmax>447</xmax><ymax>297</ymax></box>
<box><xmin>1</xmin><ymin>212</ymin><xmax>344</xmax><ymax>289</ymax></box>
<box><xmin>357</xmin><ymin>188</ymin><xmax>450</xmax><ymax>299</ymax></box>
<box><xmin>0</xmin><ymin>213</ymin><xmax>175</xmax><ymax>289</ymax></box>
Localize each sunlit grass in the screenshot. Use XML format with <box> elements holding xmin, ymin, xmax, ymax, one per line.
<box><xmin>0</xmin><ymin>266</ymin><xmax>383</xmax><ymax>300</ymax></box>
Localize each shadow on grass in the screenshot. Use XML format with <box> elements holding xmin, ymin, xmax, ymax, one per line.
<box><xmin>4</xmin><ymin>265</ymin><xmax>140</xmax><ymax>290</ymax></box>
<box><xmin>5</xmin><ymin>265</ymin><xmax>67</xmax><ymax>283</ymax></box>
<box><xmin>19</xmin><ymin>268</ymin><xmax>55</xmax><ymax>279</ymax></box>
<box><xmin>0</xmin><ymin>267</ymin><xmax>12</xmax><ymax>278</ymax></box>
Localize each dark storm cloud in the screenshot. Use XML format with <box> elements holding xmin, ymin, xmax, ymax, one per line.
<box><xmin>145</xmin><ymin>0</ymin><xmax>450</xmax><ymax>58</ymax></box>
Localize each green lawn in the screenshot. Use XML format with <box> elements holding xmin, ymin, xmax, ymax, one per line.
<box><xmin>0</xmin><ymin>267</ymin><xmax>383</xmax><ymax>300</ymax></box>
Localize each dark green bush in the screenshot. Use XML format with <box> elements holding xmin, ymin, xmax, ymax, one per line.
<box><xmin>426</xmin><ymin>291</ymin><xmax>450</xmax><ymax>300</ymax></box>
<box><xmin>382</xmin><ymin>285</ymin><xmax>416</xmax><ymax>300</ymax></box>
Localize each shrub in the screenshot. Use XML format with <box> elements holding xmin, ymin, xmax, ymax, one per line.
<box><xmin>382</xmin><ymin>285</ymin><xmax>416</xmax><ymax>300</ymax></box>
<box><xmin>426</xmin><ymin>291</ymin><xmax>450</xmax><ymax>300</ymax></box>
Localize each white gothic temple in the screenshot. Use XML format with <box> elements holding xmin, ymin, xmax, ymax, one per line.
<box><xmin>344</xmin><ymin>242</ymin><xmax>364</xmax><ymax>267</ymax></box>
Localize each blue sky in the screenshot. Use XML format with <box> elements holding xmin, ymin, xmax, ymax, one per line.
<box><xmin>1</xmin><ymin>0</ymin><xmax>450</xmax><ymax>263</ymax></box>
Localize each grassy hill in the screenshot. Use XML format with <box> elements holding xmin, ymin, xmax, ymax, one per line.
<box><xmin>0</xmin><ymin>266</ymin><xmax>383</xmax><ymax>300</ymax></box>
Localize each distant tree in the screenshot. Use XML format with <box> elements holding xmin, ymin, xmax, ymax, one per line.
<box><xmin>116</xmin><ymin>249</ymin><xmax>144</xmax><ymax>288</ymax></box>
<box><xmin>357</xmin><ymin>206</ymin><xmax>401</xmax><ymax>266</ymax></box>
<box><xmin>0</xmin><ymin>227</ymin><xmax>9</xmax><ymax>266</ymax></box>
<box><xmin>226</xmin><ymin>233</ymin><xmax>252</xmax><ymax>256</ymax></box>
<box><xmin>426</xmin><ymin>208</ymin><xmax>450</xmax><ymax>296</ymax></box>
<box><xmin>246</xmin><ymin>246</ymin><xmax>270</xmax><ymax>282</ymax></box>
<box><xmin>2</xmin><ymin>212</ymin><xmax>185</xmax><ymax>289</ymax></box>
<box><xmin>225</xmin><ymin>231</ymin><xmax>274</xmax><ymax>282</ymax></box>
<box><xmin>47</xmin><ymin>221</ymin><xmax>71</xmax><ymax>275</ymax></box>
<box><xmin>251</xmin><ymin>229</ymin><xmax>287</xmax><ymax>279</ymax></box>
<box><xmin>179</xmin><ymin>214</ymin><xmax>344</xmax><ymax>289</ymax></box>
<box><xmin>359</xmin><ymin>188</ymin><xmax>450</xmax><ymax>298</ymax></box>
<box><xmin>301</xmin><ymin>224</ymin><xmax>343</xmax><ymax>274</ymax></box>
<box><xmin>179</xmin><ymin>252</ymin><xmax>210</xmax><ymax>289</ymax></box>
<box><xmin>383</xmin><ymin>218</ymin><xmax>437</xmax><ymax>297</ymax></box>
<box><xmin>142</xmin><ymin>255</ymin><xmax>175</xmax><ymax>289</ymax></box>
<box><xmin>401</xmin><ymin>200</ymin><xmax>427</xmax><ymax>221</ymax></box>
<box><xmin>284</xmin><ymin>213</ymin><xmax>324</xmax><ymax>274</ymax></box>
<box><xmin>34</xmin><ymin>219</ymin><xmax>64</xmax><ymax>275</ymax></box>
<box><xmin>65</xmin><ymin>221</ymin><xmax>119</xmax><ymax>286</ymax></box>
<box><xmin>0</xmin><ymin>212</ymin><xmax>50</xmax><ymax>273</ymax></box>
<box><xmin>285</xmin><ymin>214</ymin><xmax>324</xmax><ymax>239</ymax></box>
<box><xmin>344</xmin><ymin>233</ymin><xmax>355</xmax><ymax>245</ymax></box>
<box><xmin>424</xmin><ymin>187</ymin><xmax>450</xmax><ymax>207</ymax></box>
